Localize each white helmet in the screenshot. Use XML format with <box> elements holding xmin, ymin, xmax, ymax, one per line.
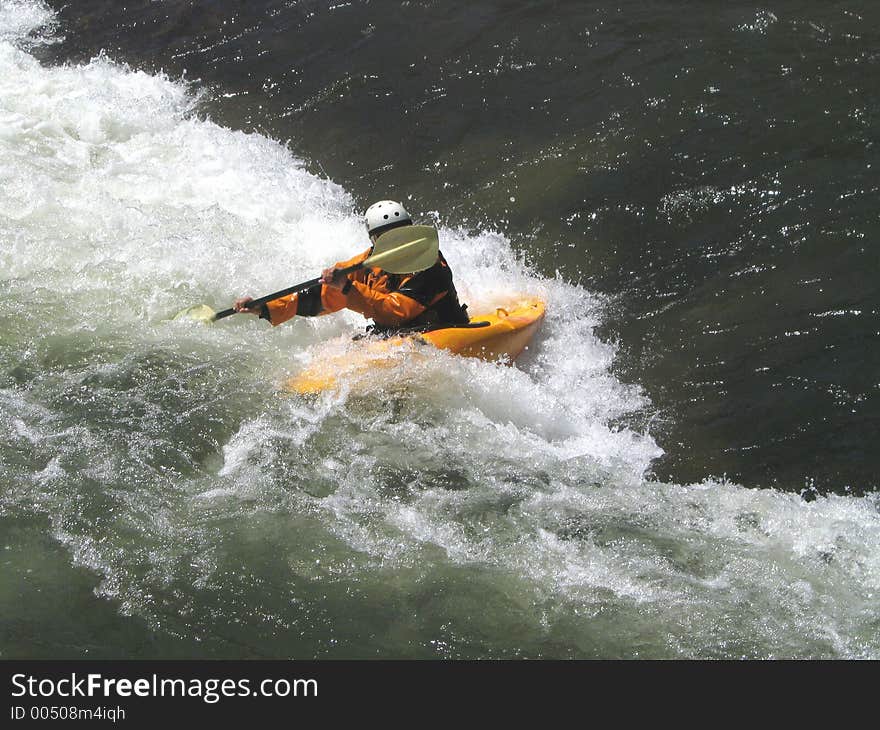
<box><xmin>364</xmin><ymin>200</ymin><xmax>412</xmax><ymax>236</ymax></box>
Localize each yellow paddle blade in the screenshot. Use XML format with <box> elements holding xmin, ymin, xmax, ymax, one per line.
<box><xmin>171</xmin><ymin>304</ymin><xmax>217</xmax><ymax>324</ymax></box>
<box><xmin>366</xmin><ymin>225</ymin><xmax>439</xmax><ymax>273</ymax></box>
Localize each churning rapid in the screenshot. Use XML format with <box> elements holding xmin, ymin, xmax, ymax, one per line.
<box><xmin>1</xmin><ymin>0</ymin><xmax>879</xmax><ymax>658</ymax></box>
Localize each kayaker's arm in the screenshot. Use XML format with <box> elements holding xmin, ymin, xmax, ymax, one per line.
<box><xmin>256</xmin><ymin>249</ymin><xmax>372</xmax><ymax>326</ymax></box>
<box><xmin>242</xmin><ymin>247</ymin><xmax>448</xmax><ymax>328</ymax></box>
<box><xmin>263</xmin><ymin>273</ymin><xmax>428</xmax><ymax>328</ymax></box>
<box><xmin>342</xmin><ymin>281</ymin><xmax>428</xmax><ymax>327</ymax></box>
<box><xmin>342</xmin><ymin>257</ymin><xmax>459</xmax><ymax>327</ymax></box>
<box><xmin>232</xmin><ymin>296</ymin><xmax>270</xmax><ymax>319</ymax></box>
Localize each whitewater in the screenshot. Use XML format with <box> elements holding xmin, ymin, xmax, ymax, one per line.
<box><xmin>1</xmin><ymin>0</ymin><xmax>878</xmax><ymax>658</ymax></box>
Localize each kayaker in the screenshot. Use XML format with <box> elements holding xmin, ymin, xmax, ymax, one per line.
<box><xmin>233</xmin><ymin>200</ymin><xmax>469</xmax><ymax>332</ymax></box>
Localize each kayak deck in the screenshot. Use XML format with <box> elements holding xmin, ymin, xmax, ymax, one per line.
<box><xmin>421</xmin><ymin>299</ymin><xmax>545</xmax><ymax>360</ymax></box>
<box><xmin>285</xmin><ymin>298</ymin><xmax>545</xmax><ymax>394</ymax></box>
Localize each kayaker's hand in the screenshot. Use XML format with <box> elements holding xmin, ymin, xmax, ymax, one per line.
<box><xmin>321</xmin><ymin>267</ymin><xmax>348</xmax><ymax>291</ymax></box>
<box><xmin>233</xmin><ymin>296</ymin><xmax>262</xmax><ymax>315</ymax></box>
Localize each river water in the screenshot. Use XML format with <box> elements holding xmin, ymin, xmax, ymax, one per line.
<box><xmin>1</xmin><ymin>0</ymin><xmax>878</xmax><ymax>658</ymax></box>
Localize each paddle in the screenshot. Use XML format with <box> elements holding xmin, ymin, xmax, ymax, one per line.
<box><xmin>173</xmin><ymin>225</ymin><xmax>440</xmax><ymax>324</ymax></box>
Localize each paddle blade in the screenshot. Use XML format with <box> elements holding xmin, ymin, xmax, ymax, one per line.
<box><xmin>171</xmin><ymin>304</ymin><xmax>217</xmax><ymax>324</ymax></box>
<box><xmin>365</xmin><ymin>225</ymin><xmax>439</xmax><ymax>273</ymax></box>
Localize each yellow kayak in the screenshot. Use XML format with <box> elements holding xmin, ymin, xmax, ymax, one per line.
<box><xmin>286</xmin><ymin>299</ymin><xmax>545</xmax><ymax>394</ymax></box>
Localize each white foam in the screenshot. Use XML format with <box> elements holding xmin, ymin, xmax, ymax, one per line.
<box><xmin>0</xmin><ymin>0</ymin><xmax>56</xmax><ymax>46</ymax></box>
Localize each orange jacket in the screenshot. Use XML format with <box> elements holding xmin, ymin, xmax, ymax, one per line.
<box><xmin>264</xmin><ymin>247</ymin><xmax>464</xmax><ymax>329</ymax></box>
